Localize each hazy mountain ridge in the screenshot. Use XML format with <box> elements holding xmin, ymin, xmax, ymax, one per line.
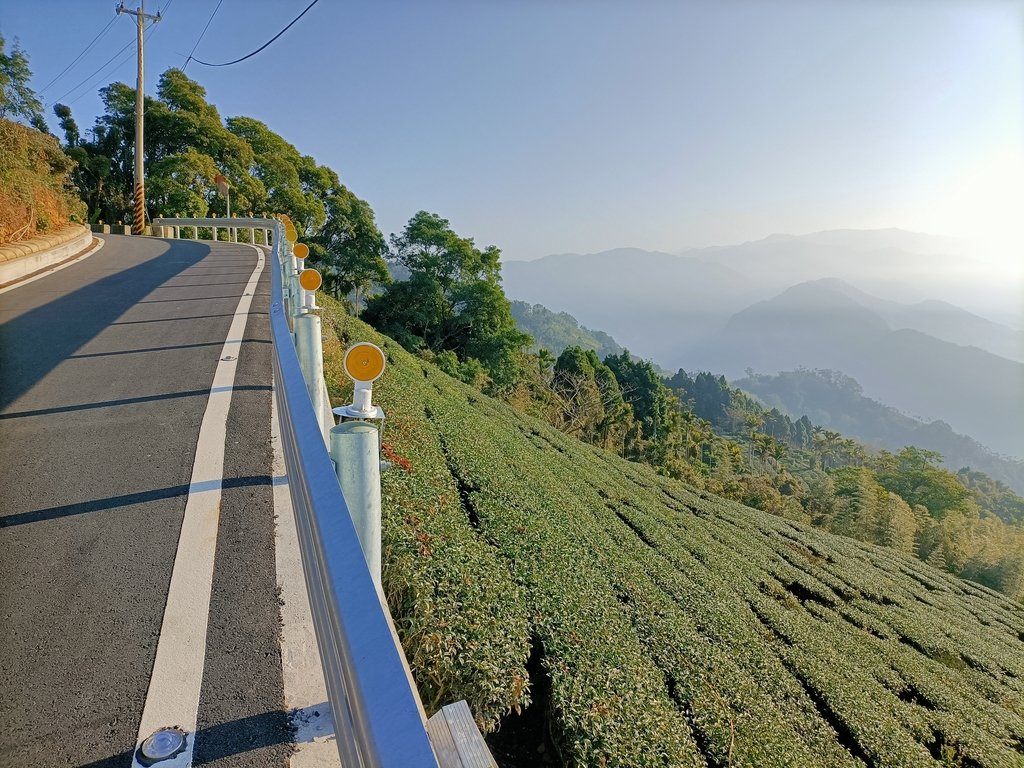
<box><xmin>693</xmin><ymin>285</ymin><xmax>1024</xmax><ymax>459</ymax></box>
<box><xmin>503</xmin><ymin>229</ymin><xmax>1023</xmax><ymax>460</ymax></box>
<box><xmin>502</xmin><ymin>247</ymin><xmax>759</xmax><ymax>362</ymax></box>
<box><xmin>734</xmin><ymin>368</ymin><xmax>1024</xmax><ymax>495</ymax></box>
<box><xmin>510</xmin><ymin>300</ymin><xmax>625</xmax><ymax>359</ymax></box>
<box><xmin>809</xmin><ymin>278</ymin><xmax>1024</xmax><ymax>363</ymax></box>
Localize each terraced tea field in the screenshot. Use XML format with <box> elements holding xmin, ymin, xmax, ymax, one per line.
<box><xmin>321</xmin><ymin>300</ymin><xmax>1024</xmax><ymax>768</ymax></box>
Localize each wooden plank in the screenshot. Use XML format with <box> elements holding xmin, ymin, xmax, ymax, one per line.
<box><xmin>426</xmin><ymin>706</ymin><xmax>461</xmax><ymax>767</ymax></box>
<box><xmin>442</xmin><ymin>700</ymin><xmax>497</xmax><ymax>768</ymax></box>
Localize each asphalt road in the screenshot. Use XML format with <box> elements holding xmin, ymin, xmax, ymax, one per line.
<box><xmin>0</xmin><ymin>235</ymin><xmax>291</xmax><ymax>767</ymax></box>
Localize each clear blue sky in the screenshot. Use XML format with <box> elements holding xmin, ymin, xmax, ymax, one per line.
<box><xmin>4</xmin><ymin>0</ymin><xmax>1022</xmax><ymax>265</ymax></box>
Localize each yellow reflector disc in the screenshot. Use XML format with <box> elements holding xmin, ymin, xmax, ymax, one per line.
<box><xmin>299</xmin><ymin>268</ymin><xmax>322</xmax><ymax>291</ymax></box>
<box><xmin>293</xmin><ymin>242</ymin><xmax>309</xmax><ymax>259</ymax></box>
<box><xmin>344</xmin><ymin>342</ymin><xmax>385</xmax><ymax>383</ymax></box>
<box><xmin>280</xmin><ymin>213</ymin><xmax>293</xmax><ymax>226</ymax></box>
<box><xmin>284</xmin><ymin>226</ymin><xmax>297</xmax><ymax>243</ymax></box>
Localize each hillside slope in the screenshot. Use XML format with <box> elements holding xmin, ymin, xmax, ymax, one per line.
<box><xmin>321</xmin><ymin>299</ymin><xmax>1024</xmax><ymax>768</ymax></box>
<box><xmin>0</xmin><ymin>118</ymin><xmax>85</xmax><ymax>243</ymax></box>
<box><xmin>510</xmin><ymin>300</ymin><xmax>625</xmax><ymax>359</ymax></box>
<box><xmin>734</xmin><ymin>368</ymin><xmax>1024</xmax><ymax>496</ymax></box>
<box><xmin>694</xmin><ymin>281</ymin><xmax>1024</xmax><ymax>460</ymax></box>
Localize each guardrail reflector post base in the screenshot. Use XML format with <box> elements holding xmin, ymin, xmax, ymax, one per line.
<box><xmin>329</xmin><ymin>422</ymin><xmax>382</xmax><ymax>585</ymax></box>
<box><xmin>294</xmin><ymin>314</ymin><xmax>327</xmax><ymax>433</ymax></box>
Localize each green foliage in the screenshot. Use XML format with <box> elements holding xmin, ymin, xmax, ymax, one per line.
<box><xmin>364</xmin><ymin>211</ymin><xmax>530</xmax><ymax>393</ymax></box>
<box><xmin>313</xmin><ymin>187</ymin><xmax>389</xmax><ymax>305</ymax></box>
<box><xmin>550</xmin><ymin>346</ymin><xmax>630</xmax><ymax>450</ymax></box>
<box><xmin>874</xmin><ymin>448</ymin><xmax>970</xmax><ymax>519</ymax></box>
<box><xmin>957</xmin><ymin>468</ymin><xmax>1024</xmax><ymax>525</ymax></box>
<box><xmin>605</xmin><ymin>352</ymin><xmax>676</xmax><ymax>456</ymax></box>
<box><xmin>0</xmin><ymin>35</ymin><xmax>44</xmax><ymax>128</ymax></box>
<box><xmin>146</xmin><ymin>148</ymin><xmax>219</xmax><ymax>217</ymax></box>
<box><xmin>321</xmin><ymin>297</ymin><xmax>1024</xmax><ymax>766</ymax></box>
<box><xmin>51</xmin><ymin>67</ymin><xmax>385</xmax><ymax>279</ymax></box>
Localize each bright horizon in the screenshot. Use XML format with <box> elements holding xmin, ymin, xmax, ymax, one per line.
<box><xmin>3</xmin><ymin>1</ymin><xmax>1022</xmax><ymax>275</ymax></box>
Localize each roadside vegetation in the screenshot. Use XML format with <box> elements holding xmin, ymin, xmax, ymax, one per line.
<box><xmin>0</xmin><ymin>36</ymin><xmax>84</xmax><ymax>243</ymax></box>
<box><xmin>321</xmin><ymin>300</ymin><xmax>1024</xmax><ymax>766</ymax></box>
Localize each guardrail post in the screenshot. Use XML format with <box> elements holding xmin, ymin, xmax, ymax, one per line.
<box><xmin>330</xmin><ymin>422</ymin><xmax>382</xmax><ymax>584</ymax></box>
<box><xmin>294</xmin><ymin>312</ymin><xmax>327</xmax><ymax>433</ymax></box>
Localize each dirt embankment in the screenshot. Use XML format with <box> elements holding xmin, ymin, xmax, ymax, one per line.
<box><xmin>0</xmin><ymin>119</ymin><xmax>86</xmax><ymax>245</ymax></box>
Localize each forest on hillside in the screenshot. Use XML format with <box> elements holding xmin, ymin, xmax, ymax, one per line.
<box><xmin>734</xmin><ymin>367</ymin><xmax>1024</xmax><ymax>494</ymax></box>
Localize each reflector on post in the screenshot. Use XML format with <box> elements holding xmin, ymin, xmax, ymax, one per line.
<box><xmin>334</xmin><ymin>342</ymin><xmax>385</xmax><ymax>420</ymax></box>
<box><xmin>299</xmin><ymin>268</ymin><xmax>322</xmax><ymax>291</ymax></box>
<box><xmin>293</xmin><ymin>242</ymin><xmax>309</xmax><ymax>259</ymax></box>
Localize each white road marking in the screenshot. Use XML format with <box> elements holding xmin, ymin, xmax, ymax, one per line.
<box><xmin>130</xmin><ymin>245</ymin><xmax>265</xmax><ymax>768</ymax></box>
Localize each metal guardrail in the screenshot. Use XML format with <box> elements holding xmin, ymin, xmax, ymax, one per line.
<box><xmin>154</xmin><ymin>218</ymin><xmax>439</xmax><ymax>767</ymax></box>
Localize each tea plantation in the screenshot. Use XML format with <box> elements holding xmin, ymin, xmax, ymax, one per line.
<box><xmin>321</xmin><ymin>299</ymin><xmax>1024</xmax><ymax>768</ymax></box>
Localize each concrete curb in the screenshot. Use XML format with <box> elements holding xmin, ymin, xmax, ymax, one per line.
<box><xmin>0</xmin><ymin>231</ymin><xmax>103</xmax><ymax>294</ymax></box>
<box><xmin>0</xmin><ymin>225</ymin><xmax>93</xmax><ymax>285</ymax></box>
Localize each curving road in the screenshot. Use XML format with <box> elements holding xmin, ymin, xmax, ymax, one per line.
<box><xmin>0</xmin><ymin>235</ymin><xmax>293</xmax><ymax>767</ymax></box>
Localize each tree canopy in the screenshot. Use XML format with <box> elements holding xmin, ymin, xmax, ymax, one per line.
<box><xmin>51</xmin><ymin>68</ymin><xmax>388</xmax><ymax>302</ymax></box>
<box><xmin>0</xmin><ymin>35</ymin><xmax>45</xmax><ymax>130</ymax></box>
<box><xmin>364</xmin><ymin>211</ymin><xmax>530</xmax><ymax>392</ymax></box>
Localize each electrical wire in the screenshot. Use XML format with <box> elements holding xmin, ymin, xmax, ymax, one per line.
<box><xmin>148</xmin><ymin>0</ymin><xmax>174</xmax><ymax>41</ymax></box>
<box><xmin>189</xmin><ymin>0</ymin><xmax>320</xmax><ymax>67</ymax></box>
<box><xmin>51</xmin><ymin>0</ymin><xmax>172</xmax><ymax>110</ymax></box>
<box><xmin>64</xmin><ymin>39</ymin><xmax>140</xmax><ymax>107</ymax></box>
<box><xmin>38</xmin><ymin>15</ymin><xmax>117</xmax><ymax>96</ymax></box>
<box><xmin>182</xmin><ymin>0</ymin><xmax>225</xmax><ymax>71</ymax></box>
<box><xmin>47</xmin><ymin>32</ymin><xmax>136</xmax><ymax>107</ymax></box>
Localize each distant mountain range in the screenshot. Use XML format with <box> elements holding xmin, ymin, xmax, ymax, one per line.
<box><xmin>734</xmin><ymin>368</ymin><xmax>1024</xmax><ymax>495</ymax></box>
<box><xmin>502</xmin><ymin>228</ymin><xmax>1024</xmax><ymax>460</ymax></box>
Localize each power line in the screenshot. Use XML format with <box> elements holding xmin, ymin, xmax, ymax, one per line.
<box><xmin>183</xmin><ymin>0</ymin><xmax>225</xmax><ymax>71</ymax></box>
<box><xmin>38</xmin><ymin>16</ymin><xmax>117</xmax><ymax>96</ymax></box>
<box><xmin>52</xmin><ymin>0</ymin><xmax>172</xmax><ymax>111</ymax></box>
<box><xmin>53</xmin><ymin>19</ymin><xmax>158</xmax><ymax>109</ymax></box>
<box><xmin>189</xmin><ymin>0</ymin><xmax>320</xmax><ymax>68</ymax></box>
<box><xmin>47</xmin><ymin>31</ymin><xmax>136</xmax><ymax>107</ymax></box>
<box><xmin>64</xmin><ymin>36</ymin><xmax>141</xmax><ymax>107</ymax></box>
<box><xmin>148</xmin><ymin>0</ymin><xmax>175</xmax><ymax>41</ymax></box>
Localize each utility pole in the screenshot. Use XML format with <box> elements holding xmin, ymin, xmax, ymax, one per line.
<box><xmin>116</xmin><ymin>2</ymin><xmax>160</xmax><ymax>236</ymax></box>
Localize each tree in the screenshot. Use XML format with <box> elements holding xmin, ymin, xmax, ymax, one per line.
<box><xmin>873</xmin><ymin>447</ymin><xmax>969</xmax><ymax>518</ymax></box>
<box><xmin>53</xmin><ymin>104</ymin><xmax>79</xmax><ymax>147</ymax></box>
<box><xmin>603</xmin><ymin>352</ymin><xmax>681</xmax><ymax>464</ymax></box>
<box><xmin>363</xmin><ymin>212</ymin><xmax>530</xmax><ymax>392</ymax></box>
<box><xmin>552</xmin><ymin>347</ymin><xmax>631</xmax><ymax>449</ymax></box>
<box><xmin>0</xmin><ymin>35</ymin><xmax>44</xmax><ymax>129</ymax></box>
<box><xmin>146</xmin><ymin>149</ymin><xmax>219</xmax><ymax>217</ymax></box>
<box><xmin>314</xmin><ymin>187</ymin><xmax>389</xmax><ymax>306</ymax></box>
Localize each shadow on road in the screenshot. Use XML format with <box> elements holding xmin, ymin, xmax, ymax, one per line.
<box><xmin>0</xmin><ymin>473</ymin><xmax>284</xmax><ymax>528</ymax></box>
<box><xmin>0</xmin><ymin>238</ymin><xmax>213</xmax><ymax>412</ymax></box>
<box><xmin>0</xmin><ymin>384</ymin><xmax>272</xmax><ymax>421</ymax></box>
